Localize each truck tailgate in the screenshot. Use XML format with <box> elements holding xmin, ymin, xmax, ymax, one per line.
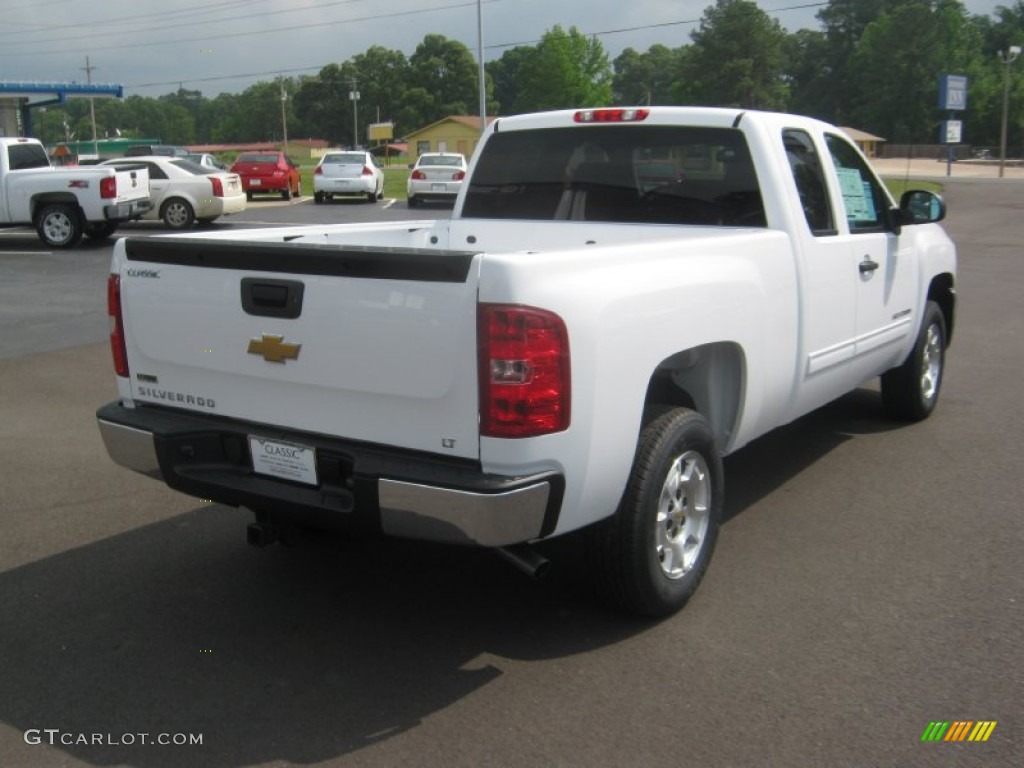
<box><xmin>114</xmin><ymin>166</ymin><xmax>149</xmax><ymax>202</ymax></box>
<box><xmin>118</xmin><ymin>237</ymin><xmax>482</xmax><ymax>460</ymax></box>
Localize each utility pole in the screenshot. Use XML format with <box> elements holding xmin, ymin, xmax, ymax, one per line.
<box><xmin>279</xmin><ymin>77</ymin><xmax>289</xmax><ymax>153</ymax></box>
<box><xmin>82</xmin><ymin>56</ymin><xmax>99</xmax><ymax>155</ymax></box>
<box><xmin>477</xmin><ymin>0</ymin><xmax>487</xmax><ymax>134</ymax></box>
<box><xmin>349</xmin><ymin>80</ymin><xmax>360</xmax><ymax>149</ymax></box>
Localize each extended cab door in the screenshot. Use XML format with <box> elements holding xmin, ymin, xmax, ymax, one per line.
<box><xmin>782</xmin><ymin>128</ymin><xmax>859</xmax><ymax>387</ymax></box>
<box><xmin>822</xmin><ymin>133</ymin><xmax>917</xmax><ymax>370</ymax></box>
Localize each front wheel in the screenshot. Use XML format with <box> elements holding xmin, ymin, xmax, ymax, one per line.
<box><xmin>586</xmin><ymin>408</ymin><xmax>723</xmax><ymax>616</ymax></box>
<box><xmin>35</xmin><ymin>204</ymin><xmax>84</xmax><ymax>248</ymax></box>
<box><xmin>83</xmin><ymin>221</ymin><xmax>118</xmax><ymax>240</ymax></box>
<box><xmin>880</xmin><ymin>300</ymin><xmax>947</xmax><ymax>421</ymax></box>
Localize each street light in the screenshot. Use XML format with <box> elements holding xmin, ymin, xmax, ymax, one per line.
<box><xmin>998</xmin><ymin>44</ymin><xmax>1021</xmax><ymax>178</ymax></box>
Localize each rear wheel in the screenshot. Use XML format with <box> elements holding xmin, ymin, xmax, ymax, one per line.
<box><xmin>281</xmin><ymin>187</ymin><xmax>292</xmax><ymax>201</ymax></box>
<box><xmin>314</xmin><ymin>192</ymin><xmax>324</xmax><ymax>204</ymax></box>
<box><xmin>407</xmin><ymin>195</ymin><xmax>418</xmax><ymax>208</ymax></box>
<box><xmin>586</xmin><ymin>408</ymin><xmax>723</xmax><ymax>616</ymax></box>
<box><xmin>161</xmin><ymin>198</ymin><xmax>195</xmax><ymax>229</ymax></box>
<box><xmin>35</xmin><ymin>204</ymin><xmax>83</xmax><ymax>248</ymax></box>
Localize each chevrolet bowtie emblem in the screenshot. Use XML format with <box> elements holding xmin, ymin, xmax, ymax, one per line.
<box><xmin>247</xmin><ymin>334</ymin><xmax>301</xmax><ymax>363</ymax></box>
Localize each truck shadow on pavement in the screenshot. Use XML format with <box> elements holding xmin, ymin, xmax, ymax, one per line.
<box><xmin>0</xmin><ymin>387</ymin><xmax>907</xmax><ymax>767</ymax></box>
<box><xmin>0</xmin><ymin>503</ymin><xmax>634</xmax><ymax>767</ymax></box>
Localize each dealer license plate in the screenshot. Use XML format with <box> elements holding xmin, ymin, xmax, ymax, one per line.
<box><xmin>249</xmin><ymin>436</ymin><xmax>318</xmax><ymax>486</ymax></box>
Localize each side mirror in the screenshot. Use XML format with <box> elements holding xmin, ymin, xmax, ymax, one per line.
<box><xmin>899</xmin><ymin>189</ymin><xmax>946</xmax><ymax>225</ymax></box>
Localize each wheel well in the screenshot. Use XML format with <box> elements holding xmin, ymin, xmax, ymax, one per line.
<box><xmin>927</xmin><ymin>273</ymin><xmax>956</xmax><ymax>345</ymax></box>
<box><xmin>643</xmin><ymin>342</ymin><xmax>745</xmax><ymax>450</ymax></box>
<box><xmin>31</xmin><ymin>194</ymin><xmax>80</xmax><ymax>217</ymax></box>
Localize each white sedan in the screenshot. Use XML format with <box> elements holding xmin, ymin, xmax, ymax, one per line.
<box><xmin>313</xmin><ymin>151</ymin><xmax>384</xmax><ymax>203</ymax></box>
<box><xmin>101</xmin><ymin>156</ymin><xmax>246</xmax><ymax>228</ymax></box>
<box><xmin>406</xmin><ymin>152</ymin><xmax>467</xmax><ymax>207</ymax></box>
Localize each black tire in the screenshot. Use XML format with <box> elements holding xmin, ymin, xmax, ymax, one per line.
<box><xmin>35</xmin><ymin>204</ymin><xmax>84</xmax><ymax>249</ymax></box>
<box><xmin>246</xmin><ymin>191</ymin><xmax>254</xmax><ymax>202</ymax></box>
<box><xmin>586</xmin><ymin>408</ymin><xmax>723</xmax><ymax>617</ymax></box>
<box><xmin>161</xmin><ymin>198</ymin><xmax>195</xmax><ymax>229</ymax></box>
<box><xmin>281</xmin><ymin>187</ymin><xmax>292</xmax><ymax>201</ymax></box>
<box><xmin>407</xmin><ymin>195</ymin><xmax>418</xmax><ymax>208</ymax></box>
<box><xmin>83</xmin><ymin>221</ymin><xmax>118</xmax><ymax>240</ymax></box>
<box><xmin>366</xmin><ymin>189</ymin><xmax>376</xmax><ymax>203</ymax></box>
<box><xmin>314</xmin><ymin>192</ymin><xmax>324</xmax><ymax>204</ymax></box>
<box><xmin>881</xmin><ymin>300</ymin><xmax>947</xmax><ymax>421</ymax></box>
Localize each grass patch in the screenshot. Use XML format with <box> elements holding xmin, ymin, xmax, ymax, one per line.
<box><xmin>884</xmin><ymin>178</ymin><xmax>943</xmax><ymax>197</ymax></box>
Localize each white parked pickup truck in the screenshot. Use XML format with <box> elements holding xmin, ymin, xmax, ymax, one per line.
<box><xmin>0</xmin><ymin>137</ymin><xmax>150</xmax><ymax>248</ymax></box>
<box><xmin>97</xmin><ymin>107</ymin><xmax>956</xmax><ymax>616</ymax></box>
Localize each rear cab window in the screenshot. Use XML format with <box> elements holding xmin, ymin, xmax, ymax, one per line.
<box><xmin>462</xmin><ymin>125</ymin><xmax>765</xmax><ymax>226</ymax></box>
<box><xmin>7</xmin><ymin>142</ymin><xmax>51</xmax><ymax>170</ymax></box>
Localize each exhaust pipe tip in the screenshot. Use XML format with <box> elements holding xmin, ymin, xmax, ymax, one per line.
<box><xmin>495</xmin><ymin>544</ymin><xmax>551</xmax><ymax>580</ymax></box>
<box><xmin>246</xmin><ymin>521</ymin><xmax>278</xmax><ymax>548</ymax></box>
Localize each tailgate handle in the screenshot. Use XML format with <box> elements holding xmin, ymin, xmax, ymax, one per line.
<box><xmin>241</xmin><ymin>278</ymin><xmax>304</xmax><ymax>319</ymax></box>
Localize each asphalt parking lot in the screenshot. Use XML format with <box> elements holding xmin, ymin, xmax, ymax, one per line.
<box><xmin>0</xmin><ymin>181</ymin><xmax>1021</xmax><ymax>767</ymax></box>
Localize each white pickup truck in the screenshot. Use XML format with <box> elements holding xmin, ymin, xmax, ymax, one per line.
<box><xmin>0</xmin><ymin>137</ymin><xmax>151</xmax><ymax>248</ymax></box>
<box><xmin>97</xmin><ymin>107</ymin><xmax>956</xmax><ymax>616</ymax></box>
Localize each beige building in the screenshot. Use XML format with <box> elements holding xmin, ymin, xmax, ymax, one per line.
<box><xmin>404</xmin><ymin>116</ymin><xmax>496</xmax><ymax>161</ymax></box>
<box><xmin>840</xmin><ymin>127</ymin><xmax>886</xmax><ymax>158</ymax></box>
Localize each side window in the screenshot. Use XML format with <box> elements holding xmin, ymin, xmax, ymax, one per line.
<box><xmin>145</xmin><ymin>162</ymin><xmax>167</xmax><ymax>180</ymax></box>
<box><xmin>783</xmin><ymin>129</ymin><xmax>834</xmax><ymax>236</ymax></box>
<box><xmin>824</xmin><ymin>133</ymin><xmax>890</xmax><ymax>233</ymax></box>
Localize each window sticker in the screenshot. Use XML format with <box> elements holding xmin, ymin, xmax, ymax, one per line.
<box><xmin>835</xmin><ymin>166</ymin><xmax>877</xmax><ymax>223</ymax></box>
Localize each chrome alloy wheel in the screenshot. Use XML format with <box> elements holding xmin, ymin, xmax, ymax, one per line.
<box><xmin>919</xmin><ymin>322</ymin><xmax>943</xmax><ymax>402</ymax></box>
<box><xmin>164</xmin><ymin>201</ymin><xmax>191</xmax><ymax>228</ymax></box>
<box><xmin>42</xmin><ymin>210</ymin><xmax>74</xmax><ymax>244</ymax></box>
<box><xmin>655</xmin><ymin>450</ymin><xmax>712</xmax><ymax>579</ymax></box>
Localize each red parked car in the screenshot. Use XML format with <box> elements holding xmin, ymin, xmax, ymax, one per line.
<box><xmin>230</xmin><ymin>151</ymin><xmax>302</xmax><ymax>200</ymax></box>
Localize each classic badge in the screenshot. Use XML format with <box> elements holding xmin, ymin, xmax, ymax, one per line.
<box><xmin>247</xmin><ymin>334</ymin><xmax>301</xmax><ymax>363</ymax></box>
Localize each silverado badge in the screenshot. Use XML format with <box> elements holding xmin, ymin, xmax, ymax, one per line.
<box><xmin>247</xmin><ymin>334</ymin><xmax>301</xmax><ymax>364</ymax></box>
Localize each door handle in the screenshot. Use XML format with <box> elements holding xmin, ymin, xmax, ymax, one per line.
<box><xmin>241</xmin><ymin>277</ymin><xmax>304</xmax><ymax>318</ymax></box>
<box><xmin>859</xmin><ymin>258</ymin><xmax>880</xmax><ymax>275</ymax></box>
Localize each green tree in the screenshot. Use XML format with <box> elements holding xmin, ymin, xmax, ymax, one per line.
<box><xmin>408</xmin><ymin>35</ymin><xmax>481</xmax><ymax>125</ymax></box>
<box><xmin>515</xmin><ymin>25</ymin><xmax>612</xmax><ymax>112</ymax></box>
<box><xmin>680</xmin><ymin>0</ymin><xmax>789</xmax><ymax>109</ymax></box>
<box><xmin>612</xmin><ymin>44</ymin><xmax>684</xmax><ymax>106</ymax></box>
<box><xmin>487</xmin><ymin>46</ymin><xmax>535</xmax><ymax>115</ymax></box>
<box><xmin>849</xmin><ymin>1</ymin><xmax>982</xmax><ymax>143</ymax></box>
<box><xmin>680</xmin><ymin>0</ymin><xmax>788</xmax><ymax>109</ymax></box>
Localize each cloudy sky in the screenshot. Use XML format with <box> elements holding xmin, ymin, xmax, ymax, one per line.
<box><xmin>0</xmin><ymin>0</ymin><xmax>1009</xmax><ymax>98</ymax></box>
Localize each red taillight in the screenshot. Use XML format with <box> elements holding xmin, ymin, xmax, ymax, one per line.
<box><xmin>107</xmin><ymin>274</ymin><xmax>129</xmax><ymax>377</ymax></box>
<box><xmin>210</xmin><ymin>176</ymin><xmax>224</xmax><ymax>197</ymax></box>
<box><xmin>100</xmin><ymin>176</ymin><xmax>117</xmax><ymax>199</ymax></box>
<box><xmin>314</xmin><ymin>166</ymin><xmax>323</xmax><ymax>175</ymax></box>
<box><xmin>574</xmin><ymin>108</ymin><xmax>650</xmax><ymax>123</ymax></box>
<box><xmin>411</xmin><ymin>169</ymin><xmax>426</xmax><ymax>180</ymax></box>
<box><xmin>478</xmin><ymin>304</ymin><xmax>570</xmax><ymax>438</ymax></box>
<box><xmin>361</xmin><ymin>165</ymin><xmax>373</xmax><ymax>176</ymax></box>
<box><xmin>453</xmin><ymin>170</ymin><xmax>466</xmax><ymax>181</ymax></box>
